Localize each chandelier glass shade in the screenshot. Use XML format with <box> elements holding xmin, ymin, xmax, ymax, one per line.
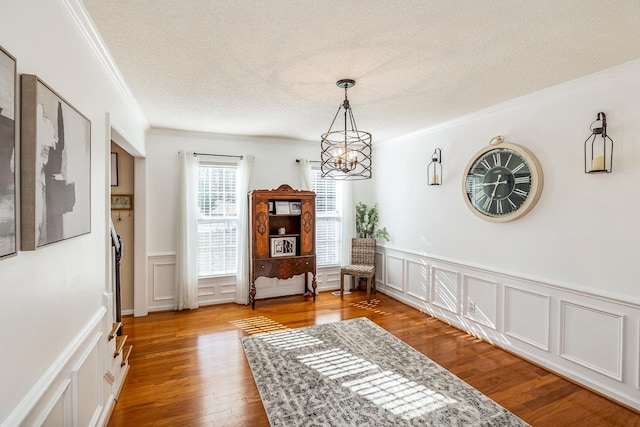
<box><xmin>321</xmin><ymin>79</ymin><xmax>372</xmax><ymax>180</ymax></box>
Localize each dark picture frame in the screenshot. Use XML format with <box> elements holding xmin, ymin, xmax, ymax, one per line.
<box><xmin>21</xmin><ymin>74</ymin><xmax>91</xmax><ymax>250</ymax></box>
<box><xmin>0</xmin><ymin>45</ymin><xmax>17</xmax><ymax>259</ymax></box>
<box><xmin>111</xmin><ymin>152</ymin><xmax>118</xmax><ymax>186</ymax></box>
<box><xmin>270</xmin><ymin>236</ymin><xmax>296</xmax><ymax>257</ymax></box>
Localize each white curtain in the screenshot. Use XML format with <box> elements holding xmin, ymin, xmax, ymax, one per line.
<box><xmin>235</xmin><ymin>155</ymin><xmax>255</xmax><ymax>304</ymax></box>
<box><xmin>176</xmin><ymin>151</ymin><xmax>200</xmax><ymax>310</ymax></box>
<box><xmin>298</xmin><ymin>158</ymin><xmax>312</xmax><ymax>190</ymax></box>
<box><xmin>341</xmin><ymin>181</ymin><xmax>354</xmax><ymax>265</ymax></box>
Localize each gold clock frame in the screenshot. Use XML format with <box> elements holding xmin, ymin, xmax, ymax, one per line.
<box><xmin>462</xmin><ymin>136</ymin><xmax>543</xmax><ymax>223</ymax></box>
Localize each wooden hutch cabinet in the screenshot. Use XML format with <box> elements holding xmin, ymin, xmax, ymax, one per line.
<box><xmin>249</xmin><ymin>184</ymin><xmax>316</xmax><ymax>309</ymax></box>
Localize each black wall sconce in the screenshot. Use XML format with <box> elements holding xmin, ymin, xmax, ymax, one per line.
<box><xmin>427</xmin><ymin>148</ymin><xmax>442</xmax><ymax>185</ymax></box>
<box><xmin>584</xmin><ymin>112</ymin><xmax>613</xmax><ymax>173</ymax></box>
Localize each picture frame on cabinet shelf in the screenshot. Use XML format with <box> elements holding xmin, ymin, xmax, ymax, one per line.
<box><xmin>275</xmin><ymin>200</ymin><xmax>290</xmax><ymax>215</ymax></box>
<box><xmin>289</xmin><ymin>201</ymin><xmax>301</xmax><ymax>214</ymax></box>
<box><xmin>270</xmin><ymin>236</ymin><xmax>296</xmax><ymax>257</ymax></box>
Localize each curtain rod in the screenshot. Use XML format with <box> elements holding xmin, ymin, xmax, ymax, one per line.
<box><xmin>296</xmin><ymin>159</ymin><xmax>321</xmax><ymax>164</ymax></box>
<box><xmin>194</xmin><ymin>152</ymin><xmax>243</xmax><ymax>159</ymax></box>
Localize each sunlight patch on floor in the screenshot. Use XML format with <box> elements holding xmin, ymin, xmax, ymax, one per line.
<box><xmin>349</xmin><ymin>299</ymin><xmax>392</xmax><ymax>315</ymax></box>
<box><xmin>342</xmin><ymin>370</ymin><xmax>457</xmax><ymax>420</ymax></box>
<box><xmin>230</xmin><ymin>316</ymin><xmax>288</xmax><ymax>334</ymax></box>
<box><xmin>297</xmin><ymin>348</ymin><xmax>379</xmax><ymax>379</ymax></box>
<box><xmin>258</xmin><ymin>330</ymin><xmax>324</xmax><ymax>350</ymax></box>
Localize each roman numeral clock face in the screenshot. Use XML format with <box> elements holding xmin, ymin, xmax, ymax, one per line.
<box><xmin>463</xmin><ymin>141</ymin><xmax>543</xmax><ymax>222</ymax></box>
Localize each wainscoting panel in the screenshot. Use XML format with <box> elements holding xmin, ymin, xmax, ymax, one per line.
<box><xmin>431</xmin><ymin>267</ymin><xmax>459</xmax><ymax>314</ymax></box>
<box><xmin>463</xmin><ymin>275</ymin><xmax>497</xmax><ymax>330</ymax></box>
<box><xmin>406</xmin><ymin>259</ymin><xmax>428</xmax><ymax>301</ymax></box>
<box><xmin>148</xmin><ymin>254</ymin><xmax>343</xmax><ymax>309</ymax></box>
<box><xmin>385</xmin><ymin>255</ymin><xmax>405</xmax><ymax>292</ymax></box>
<box><xmin>38</xmin><ymin>380</ymin><xmax>70</xmax><ymax>427</ymax></box>
<box><xmin>71</xmin><ymin>332</ymin><xmax>102</xmax><ymax>427</ymax></box>
<box><xmin>147</xmin><ymin>254</ymin><xmax>177</xmax><ymax>311</ymax></box>
<box><xmin>374</xmin><ymin>246</ymin><xmax>640</xmax><ymax>411</ymax></box>
<box><xmin>152</xmin><ymin>263</ymin><xmax>176</xmax><ymax>301</ymax></box>
<box><xmin>4</xmin><ymin>308</ymin><xmax>110</xmax><ymax>427</ymax></box>
<box><xmin>504</xmin><ymin>286</ymin><xmax>550</xmax><ymax>351</ymax></box>
<box><xmin>560</xmin><ymin>301</ymin><xmax>624</xmax><ymax>381</ymax></box>
<box><xmin>375</xmin><ymin>252</ymin><xmax>384</xmax><ymax>286</ymax></box>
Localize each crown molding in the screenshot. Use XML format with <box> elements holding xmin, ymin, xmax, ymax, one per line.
<box><xmin>59</xmin><ymin>0</ymin><xmax>149</xmax><ymax>128</ymax></box>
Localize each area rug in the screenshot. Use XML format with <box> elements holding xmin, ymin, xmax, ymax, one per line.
<box><xmin>241</xmin><ymin>317</ymin><xmax>529</xmax><ymax>426</ymax></box>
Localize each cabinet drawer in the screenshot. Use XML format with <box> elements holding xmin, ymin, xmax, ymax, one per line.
<box><xmin>294</xmin><ymin>256</ymin><xmax>315</xmax><ymax>274</ymax></box>
<box><xmin>254</xmin><ymin>260</ymin><xmax>275</xmax><ymax>277</ymax></box>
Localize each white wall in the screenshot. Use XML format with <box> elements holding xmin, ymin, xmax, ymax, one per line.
<box><xmin>0</xmin><ymin>0</ymin><xmax>147</xmax><ymax>425</ymax></box>
<box><xmin>146</xmin><ymin>129</ymin><xmax>346</xmax><ymax>310</ymax></box>
<box><xmin>370</xmin><ymin>59</ymin><xmax>640</xmax><ymax>409</ymax></box>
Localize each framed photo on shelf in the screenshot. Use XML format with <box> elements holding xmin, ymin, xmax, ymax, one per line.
<box><xmin>275</xmin><ymin>200</ymin><xmax>290</xmax><ymax>215</ymax></box>
<box><xmin>268</xmin><ymin>201</ymin><xmax>274</xmax><ymax>214</ymax></box>
<box><xmin>270</xmin><ymin>236</ymin><xmax>296</xmax><ymax>257</ymax></box>
<box><xmin>289</xmin><ymin>201</ymin><xmax>301</xmax><ymax>214</ymax></box>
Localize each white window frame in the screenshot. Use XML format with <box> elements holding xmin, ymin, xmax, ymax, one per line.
<box><xmin>197</xmin><ymin>161</ymin><xmax>239</xmax><ymax>278</ymax></box>
<box><xmin>311</xmin><ymin>167</ymin><xmax>342</xmax><ymax>267</ymax></box>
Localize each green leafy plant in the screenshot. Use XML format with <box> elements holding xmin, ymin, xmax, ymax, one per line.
<box><xmin>355</xmin><ymin>202</ymin><xmax>389</xmax><ymax>241</ymax></box>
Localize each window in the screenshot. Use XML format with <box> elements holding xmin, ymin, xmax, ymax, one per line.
<box><xmin>197</xmin><ymin>163</ymin><xmax>237</xmax><ymax>276</ymax></box>
<box><xmin>311</xmin><ymin>168</ymin><xmax>342</xmax><ymax>266</ymax></box>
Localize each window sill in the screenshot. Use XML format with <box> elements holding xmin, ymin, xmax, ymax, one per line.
<box><xmin>198</xmin><ymin>273</ymin><xmax>236</xmax><ymax>280</ymax></box>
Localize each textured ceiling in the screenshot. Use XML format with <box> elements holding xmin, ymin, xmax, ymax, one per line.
<box><xmin>82</xmin><ymin>0</ymin><xmax>640</xmax><ymax>142</ymax></box>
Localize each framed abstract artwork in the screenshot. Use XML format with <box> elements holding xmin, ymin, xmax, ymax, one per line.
<box><xmin>21</xmin><ymin>74</ymin><xmax>91</xmax><ymax>250</ymax></box>
<box><xmin>0</xmin><ymin>45</ymin><xmax>16</xmax><ymax>259</ymax></box>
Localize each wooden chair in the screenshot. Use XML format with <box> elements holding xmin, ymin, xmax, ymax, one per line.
<box><xmin>340</xmin><ymin>238</ymin><xmax>376</xmax><ymax>303</ymax></box>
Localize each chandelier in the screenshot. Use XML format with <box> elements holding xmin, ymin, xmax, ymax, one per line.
<box><xmin>320</xmin><ymin>79</ymin><xmax>372</xmax><ymax>180</ymax></box>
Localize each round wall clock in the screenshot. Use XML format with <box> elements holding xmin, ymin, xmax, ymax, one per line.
<box><xmin>462</xmin><ymin>136</ymin><xmax>543</xmax><ymax>222</ymax></box>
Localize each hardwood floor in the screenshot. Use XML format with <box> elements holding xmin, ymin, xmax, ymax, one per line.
<box><xmin>108</xmin><ymin>291</ymin><xmax>639</xmax><ymax>426</ymax></box>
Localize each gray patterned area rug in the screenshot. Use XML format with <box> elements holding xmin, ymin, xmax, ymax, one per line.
<box><xmin>241</xmin><ymin>317</ymin><xmax>529</xmax><ymax>426</ymax></box>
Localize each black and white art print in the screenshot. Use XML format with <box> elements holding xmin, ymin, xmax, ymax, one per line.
<box><xmin>21</xmin><ymin>75</ymin><xmax>91</xmax><ymax>250</ymax></box>
<box><xmin>0</xmin><ymin>46</ymin><xmax>16</xmax><ymax>259</ymax></box>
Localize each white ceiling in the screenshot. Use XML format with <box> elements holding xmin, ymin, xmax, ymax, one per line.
<box><xmin>82</xmin><ymin>0</ymin><xmax>640</xmax><ymax>143</ymax></box>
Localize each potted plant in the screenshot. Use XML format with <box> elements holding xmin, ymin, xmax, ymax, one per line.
<box><xmin>355</xmin><ymin>202</ymin><xmax>389</xmax><ymax>241</ymax></box>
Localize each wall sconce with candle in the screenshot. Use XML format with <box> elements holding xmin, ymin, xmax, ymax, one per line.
<box><xmin>584</xmin><ymin>112</ymin><xmax>613</xmax><ymax>173</ymax></box>
<box><xmin>427</xmin><ymin>148</ymin><xmax>442</xmax><ymax>185</ymax></box>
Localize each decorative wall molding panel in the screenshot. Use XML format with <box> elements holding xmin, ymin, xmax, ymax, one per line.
<box><xmin>406</xmin><ymin>259</ymin><xmax>428</xmax><ymax>301</ymax></box>
<box><xmin>560</xmin><ymin>301</ymin><xmax>624</xmax><ymax>381</ymax></box>
<box><xmin>375</xmin><ymin>246</ymin><xmax>640</xmax><ymax>411</ymax></box>
<box><xmin>2</xmin><ymin>307</ymin><xmax>110</xmax><ymax>427</ymax></box>
<box><xmin>385</xmin><ymin>255</ymin><xmax>405</xmax><ymax>292</ymax></box>
<box><xmin>147</xmin><ymin>254</ymin><xmax>343</xmax><ymax>311</ymax></box>
<box><xmin>431</xmin><ymin>266</ymin><xmax>459</xmax><ymax>314</ymax></box>
<box><xmin>34</xmin><ymin>380</ymin><xmax>70</xmax><ymax>427</ymax></box>
<box><xmin>463</xmin><ymin>275</ymin><xmax>498</xmax><ymax>330</ymax></box>
<box><xmin>504</xmin><ymin>286</ymin><xmax>550</xmax><ymax>351</ymax></box>
<box><xmin>71</xmin><ymin>333</ymin><xmax>102</xmax><ymax>427</ymax></box>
